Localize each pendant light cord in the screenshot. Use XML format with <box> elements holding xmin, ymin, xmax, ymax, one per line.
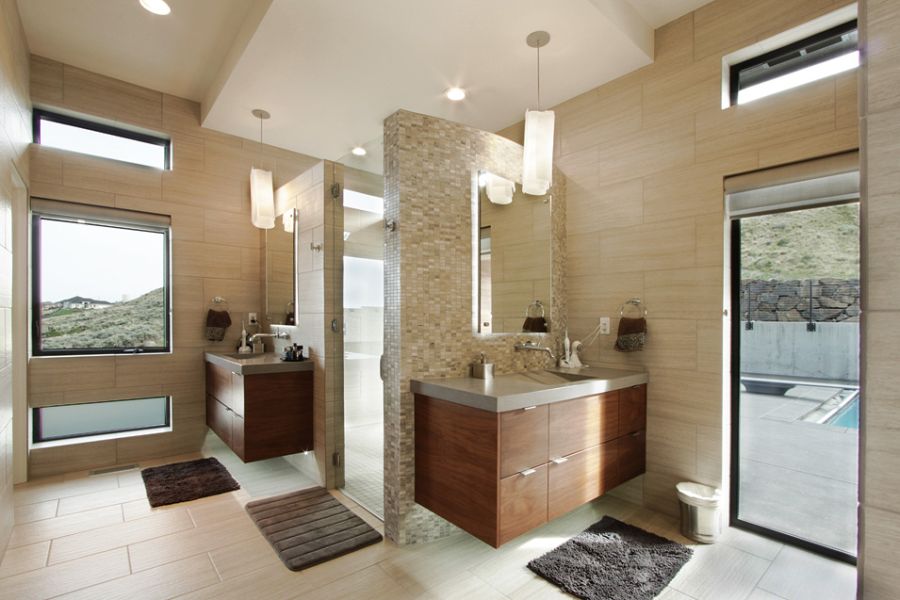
<box><xmin>536</xmin><ymin>44</ymin><xmax>542</xmax><ymax>111</ymax></box>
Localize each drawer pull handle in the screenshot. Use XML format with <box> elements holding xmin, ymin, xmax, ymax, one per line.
<box><xmin>522</xmin><ymin>406</ymin><xmax>537</xmax><ymax>411</ymax></box>
<box><xmin>631</xmin><ymin>431</ymin><xmax>641</xmax><ymax>437</ymax></box>
<box><xmin>551</xmin><ymin>457</ymin><xmax>568</xmax><ymax>465</ymax></box>
<box><xmin>519</xmin><ymin>468</ymin><xmax>537</xmax><ymax>477</ymax></box>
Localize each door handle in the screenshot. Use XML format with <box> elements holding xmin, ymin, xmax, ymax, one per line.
<box><xmin>519</xmin><ymin>468</ymin><xmax>537</xmax><ymax>477</ymax></box>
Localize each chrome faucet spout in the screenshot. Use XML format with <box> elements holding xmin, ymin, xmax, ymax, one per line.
<box><xmin>249</xmin><ymin>331</ymin><xmax>289</xmax><ymax>343</ymax></box>
<box><xmin>514</xmin><ymin>341</ymin><xmax>556</xmax><ymax>361</ymax></box>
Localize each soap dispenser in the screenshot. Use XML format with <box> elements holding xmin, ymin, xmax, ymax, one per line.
<box><xmin>472</xmin><ymin>352</ymin><xmax>494</xmax><ymax>380</ymax></box>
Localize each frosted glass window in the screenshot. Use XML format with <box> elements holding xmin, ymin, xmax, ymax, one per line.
<box><xmin>33</xmin><ymin>397</ymin><xmax>170</xmax><ymax>443</ymax></box>
<box><xmin>344</xmin><ymin>190</ymin><xmax>383</xmax><ymax>214</ymax></box>
<box><xmin>35</xmin><ymin>110</ymin><xmax>170</xmax><ymax>169</ymax></box>
<box><xmin>344</xmin><ymin>256</ymin><xmax>383</xmax><ymax>308</ymax></box>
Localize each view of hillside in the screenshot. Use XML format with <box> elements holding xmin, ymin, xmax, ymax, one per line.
<box><xmin>41</xmin><ymin>287</ymin><xmax>166</xmax><ymax>350</ymax></box>
<box><xmin>741</xmin><ymin>203</ymin><xmax>859</xmax><ymax>280</ymax></box>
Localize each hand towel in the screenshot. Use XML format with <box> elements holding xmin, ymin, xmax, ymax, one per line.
<box><xmin>206</xmin><ymin>309</ymin><xmax>232</xmax><ymax>341</ymax></box>
<box><xmin>615</xmin><ymin>317</ymin><xmax>646</xmax><ymax>352</ymax></box>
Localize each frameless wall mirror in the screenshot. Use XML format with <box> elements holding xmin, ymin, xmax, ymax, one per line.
<box><xmin>264</xmin><ymin>209</ymin><xmax>296</xmax><ymax>325</ymax></box>
<box><xmin>475</xmin><ymin>170</ymin><xmax>552</xmax><ymax>334</ymax></box>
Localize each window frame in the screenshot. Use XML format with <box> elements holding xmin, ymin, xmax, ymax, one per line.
<box><xmin>31</xmin><ymin>209</ymin><xmax>173</xmax><ymax>357</ymax></box>
<box><xmin>32</xmin><ymin>396</ymin><xmax>172</xmax><ymax>444</ymax></box>
<box><xmin>33</xmin><ymin>108</ymin><xmax>172</xmax><ymax>170</ymax></box>
<box><xmin>729</xmin><ymin>19</ymin><xmax>858</xmax><ymax>106</ymax></box>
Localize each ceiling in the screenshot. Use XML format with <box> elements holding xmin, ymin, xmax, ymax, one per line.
<box><xmin>17</xmin><ymin>0</ymin><xmax>715</xmax><ymax>168</ymax></box>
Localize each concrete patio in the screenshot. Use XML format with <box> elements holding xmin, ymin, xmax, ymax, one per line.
<box><xmin>738</xmin><ymin>385</ymin><xmax>859</xmax><ymax>555</ymax></box>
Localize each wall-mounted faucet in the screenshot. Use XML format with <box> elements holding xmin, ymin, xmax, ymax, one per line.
<box><xmin>249</xmin><ymin>331</ymin><xmax>289</xmax><ymax>344</ymax></box>
<box><xmin>514</xmin><ymin>340</ymin><xmax>556</xmax><ymax>362</ymax></box>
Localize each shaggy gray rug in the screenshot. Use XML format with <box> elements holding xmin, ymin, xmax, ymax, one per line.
<box><xmin>527</xmin><ymin>516</ymin><xmax>693</xmax><ymax>600</ymax></box>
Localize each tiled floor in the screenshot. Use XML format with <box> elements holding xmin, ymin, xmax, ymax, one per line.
<box><xmin>342</xmin><ymin>423</ymin><xmax>383</xmax><ymax>518</ymax></box>
<box><xmin>0</xmin><ymin>445</ymin><xmax>856</xmax><ymax>599</ymax></box>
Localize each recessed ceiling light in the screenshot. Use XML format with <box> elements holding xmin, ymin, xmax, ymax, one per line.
<box><xmin>139</xmin><ymin>0</ymin><xmax>171</xmax><ymax>16</ymax></box>
<box><xmin>351</xmin><ymin>146</ymin><xmax>367</xmax><ymax>156</ymax></box>
<box><xmin>445</xmin><ymin>87</ymin><xmax>466</xmax><ymax>101</ymax></box>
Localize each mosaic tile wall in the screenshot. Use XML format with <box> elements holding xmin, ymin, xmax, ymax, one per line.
<box><xmin>383</xmin><ymin>109</ymin><xmax>566</xmax><ymax>544</ymax></box>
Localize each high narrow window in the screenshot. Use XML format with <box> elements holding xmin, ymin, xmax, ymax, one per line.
<box><xmin>33</xmin><ymin>109</ymin><xmax>171</xmax><ymax>170</ymax></box>
<box><xmin>31</xmin><ymin>200</ymin><xmax>172</xmax><ymax>356</ymax></box>
<box><xmin>730</xmin><ymin>20</ymin><xmax>858</xmax><ymax>106</ymax></box>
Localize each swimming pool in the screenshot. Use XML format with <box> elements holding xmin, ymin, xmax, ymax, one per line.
<box><xmin>828</xmin><ymin>396</ymin><xmax>860</xmax><ymax>429</ymax></box>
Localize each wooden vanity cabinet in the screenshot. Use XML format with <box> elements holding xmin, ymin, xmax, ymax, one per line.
<box><xmin>415</xmin><ymin>384</ymin><xmax>647</xmax><ymax>547</ymax></box>
<box><xmin>205</xmin><ymin>362</ymin><xmax>313</xmax><ymax>462</ymax></box>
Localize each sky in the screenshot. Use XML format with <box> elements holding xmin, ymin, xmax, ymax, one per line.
<box><xmin>40</xmin><ymin>219</ymin><xmax>166</xmax><ymax>303</ymax></box>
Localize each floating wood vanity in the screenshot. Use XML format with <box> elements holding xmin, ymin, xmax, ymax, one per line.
<box><xmin>205</xmin><ymin>353</ymin><xmax>313</xmax><ymax>462</ymax></box>
<box><xmin>412</xmin><ymin>368</ymin><xmax>648</xmax><ymax>547</ymax></box>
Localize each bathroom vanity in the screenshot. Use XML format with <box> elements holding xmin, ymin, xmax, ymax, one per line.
<box><xmin>205</xmin><ymin>352</ymin><xmax>313</xmax><ymax>462</ymax></box>
<box><xmin>412</xmin><ymin>367</ymin><xmax>648</xmax><ymax>547</ymax></box>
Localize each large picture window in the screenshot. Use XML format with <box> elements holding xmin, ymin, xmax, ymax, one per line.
<box><xmin>31</xmin><ymin>201</ymin><xmax>171</xmax><ymax>356</ymax></box>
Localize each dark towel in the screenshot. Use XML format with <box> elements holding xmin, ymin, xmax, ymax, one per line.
<box><xmin>615</xmin><ymin>317</ymin><xmax>646</xmax><ymax>352</ymax></box>
<box><xmin>522</xmin><ymin>316</ymin><xmax>548</xmax><ymax>333</ymax></box>
<box><xmin>206</xmin><ymin>309</ymin><xmax>232</xmax><ymax>341</ymax></box>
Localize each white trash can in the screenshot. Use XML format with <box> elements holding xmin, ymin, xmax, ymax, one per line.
<box><xmin>676</xmin><ymin>482</ymin><xmax>722</xmax><ymax>543</ymax></box>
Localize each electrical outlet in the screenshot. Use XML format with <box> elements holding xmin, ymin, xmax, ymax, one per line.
<box><xmin>248</xmin><ymin>312</ymin><xmax>258</xmax><ymax>324</ymax></box>
<box><xmin>599</xmin><ymin>317</ymin><xmax>610</xmax><ymax>335</ymax></box>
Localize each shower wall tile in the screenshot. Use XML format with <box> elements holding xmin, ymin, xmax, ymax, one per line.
<box><xmin>383</xmin><ymin>109</ymin><xmax>566</xmax><ymax>544</ymax></box>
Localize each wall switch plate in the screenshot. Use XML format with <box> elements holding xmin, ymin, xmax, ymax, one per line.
<box><xmin>248</xmin><ymin>312</ymin><xmax>258</xmax><ymax>324</ymax></box>
<box><xmin>600</xmin><ymin>317</ymin><xmax>610</xmax><ymax>335</ymax></box>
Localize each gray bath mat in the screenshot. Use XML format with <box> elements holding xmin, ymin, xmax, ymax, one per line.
<box><xmin>527</xmin><ymin>516</ymin><xmax>693</xmax><ymax>600</ymax></box>
<box><xmin>141</xmin><ymin>457</ymin><xmax>240</xmax><ymax>507</ymax></box>
<box><xmin>246</xmin><ymin>487</ymin><xmax>383</xmax><ymax>571</ymax></box>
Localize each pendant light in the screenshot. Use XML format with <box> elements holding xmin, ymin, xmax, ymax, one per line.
<box><xmin>250</xmin><ymin>109</ymin><xmax>275</xmax><ymax>229</ymax></box>
<box><xmin>522</xmin><ymin>31</ymin><xmax>555</xmax><ymax>196</ymax></box>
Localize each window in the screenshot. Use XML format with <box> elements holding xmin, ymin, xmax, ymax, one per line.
<box><xmin>32</xmin><ymin>200</ymin><xmax>171</xmax><ymax>356</ymax></box>
<box><xmin>33</xmin><ymin>109</ymin><xmax>171</xmax><ymax>170</ymax></box>
<box><xmin>33</xmin><ymin>397</ymin><xmax>171</xmax><ymax>444</ymax></box>
<box><xmin>730</xmin><ymin>20</ymin><xmax>858</xmax><ymax>106</ymax></box>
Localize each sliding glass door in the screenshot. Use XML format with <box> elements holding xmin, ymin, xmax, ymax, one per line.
<box><xmin>731</xmin><ymin>201</ymin><xmax>859</xmax><ymax>562</ymax></box>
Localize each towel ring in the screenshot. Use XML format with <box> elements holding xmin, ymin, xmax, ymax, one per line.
<box><xmin>525</xmin><ymin>299</ymin><xmax>546</xmax><ymax>319</ymax></box>
<box><xmin>619</xmin><ymin>298</ymin><xmax>648</xmax><ymax>318</ymax></box>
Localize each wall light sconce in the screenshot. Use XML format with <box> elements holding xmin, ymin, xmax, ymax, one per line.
<box><xmin>250</xmin><ymin>109</ymin><xmax>275</xmax><ymax>229</ymax></box>
<box><xmin>282</xmin><ymin>208</ymin><xmax>295</xmax><ymax>233</ymax></box>
<box><xmin>522</xmin><ymin>31</ymin><xmax>555</xmax><ymax>196</ymax></box>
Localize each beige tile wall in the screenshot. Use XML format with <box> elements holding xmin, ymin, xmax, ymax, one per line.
<box><xmin>498</xmin><ymin>0</ymin><xmax>858</xmax><ymax>517</ymax></box>
<box><xmin>0</xmin><ymin>0</ymin><xmax>30</xmax><ymax>554</ymax></box>
<box><xmin>383</xmin><ymin>109</ymin><xmax>567</xmax><ymax>544</ymax></box>
<box><xmin>859</xmin><ymin>0</ymin><xmax>900</xmax><ymax>597</ymax></box>
<box><xmin>25</xmin><ymin>56</ymin><xmax>320</xmax><ymax>478</ymax></box>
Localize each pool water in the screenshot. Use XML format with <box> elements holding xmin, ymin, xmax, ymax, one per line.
<box><xmin>829</xmin><ymin>397</ymin><xmax>860</xmax><ymax>429</ymax></box>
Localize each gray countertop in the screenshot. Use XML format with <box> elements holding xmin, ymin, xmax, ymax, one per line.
<box><xmin>411</xmin><ymin>366</ymin><xmax>648</xmax><ymax>412</ymax></box>
<box><xmin>205</xmin><ymin>352</ymin><xmax>314</xmax><ymax>375</ymax></box>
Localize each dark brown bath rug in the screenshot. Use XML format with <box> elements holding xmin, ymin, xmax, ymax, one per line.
<box><xmin>141</xmin><ymin>457</ymin><xmax>240</xmax><ymax>507</ymax></box>
<box><xmin>246</xmin><ymin>487</ymin><xmax>383</xmax><ymax>571</ymax></box>
<box><xmin>527</xmin><ymin>516</ymin><xmax>693</xmax><ymax>600</ymax></box>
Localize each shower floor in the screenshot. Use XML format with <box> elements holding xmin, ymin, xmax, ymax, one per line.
<box><xmin>342</xmin><ymin>422</ymin><xmax>384</xmax><ymax>519</ymax></box>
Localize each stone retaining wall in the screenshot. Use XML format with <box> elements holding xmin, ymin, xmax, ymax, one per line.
<box><xmin>740</xmin><ymin>279</ymin><xmax>860</xmax><ymax>322</ymax></box>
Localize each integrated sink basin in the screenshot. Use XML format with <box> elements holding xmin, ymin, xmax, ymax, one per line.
<box><xmin>410</xmin><ymin>365</ymin><xmax>648</xmax><ymax>412</ymax></box>
<box><xmin>205</xmin><ymin>352</ymin><xmax>313</xmax><ymax>375</ymax></box>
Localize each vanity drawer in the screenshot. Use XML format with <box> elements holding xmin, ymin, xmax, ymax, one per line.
<box><xmin>548</xmin><ymin>392</ymin><xmax>619</xmax><ymax>459</ymax></box>
<box><xmin>617</xmin><ymin>430</ymin><xmax>646</xmax><ymax>485</ymax></box>
<box><xmin>206</xmin><ymin>394</ymin><xmax>232</xmax><ymax>446</ymax></box>
<box><xmin>619</xmin><ymin>385</ymin><xmax>646</xmax><ymax>436</ymax></box>
<box><xmin>499</xmin><ymin>463</ymin><xmax>548</xmax><ymax>545</ymax></box>
<box><xmin>548</xmin><ymin>441</ymin><xmax>618</xmax><ymax>520</ymax></box>
<box><xmin>500</xmin><ymin>405</ymin><xmax>549</xmax><ymax>478</ymax></box>
<box><xmin>206</xmin><ymin>362</ymin><xmax>234</xmax><ymax>409</ymax></box>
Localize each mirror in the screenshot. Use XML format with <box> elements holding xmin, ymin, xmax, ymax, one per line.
<box><xmin>476</xmin><ymin>171</ymin><xmax>552</xmax><ymax>334</ymax></box>
<box><xmin>264</xmin><ymin>210</ymin><xmax>296</xmax><ymax>325</ymax></box>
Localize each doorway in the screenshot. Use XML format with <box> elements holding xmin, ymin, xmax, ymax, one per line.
<box><xmin>729</xmin><ymin>167</ymin><xmax>859</xmax><ymax>562</ymax></box>
<box><xmin>340</xmin><ymin>188</ymin><xmax>385</xmax><ymax>518</ymax></box>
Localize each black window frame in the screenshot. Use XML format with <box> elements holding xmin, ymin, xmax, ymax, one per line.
<box><xmin>31</xmin><ymin>210</ymin><xmax>172</xmax><ymax>357</ymax></box>
<box><xmin>32</xmin><ymin>396</ymin><xmax>172</xmax><ymax>444</ymax></box>
<box><xmin>33</xmin><ymin>108</ymin><xmax>172</xmax><ymax>170</ymax></box>
<box><xmin>729</xmin><ymin>20</ymin><xmax>858</xmax><ymax>106</ymax></box>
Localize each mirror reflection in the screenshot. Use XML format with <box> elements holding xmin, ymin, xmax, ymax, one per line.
<box><xmin>264</xmin><ymin>209</ymin><xmax>296</xmax><ymax>325</ymax></box>
<box><xmin>476</xmin><ymin>171</ymin><xmax>551</xmax><ymax>334</ymax></box>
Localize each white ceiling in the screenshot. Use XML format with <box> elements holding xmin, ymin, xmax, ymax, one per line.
<box><xmin>18</xmin><ymin>0</ymin><xmax>716</xmax><ymax>166</ymax></box>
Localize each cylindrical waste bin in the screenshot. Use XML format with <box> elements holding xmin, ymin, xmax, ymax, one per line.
<box><xmin>676</xmin><ymin>482</ymin><xmax>722</xmax><ymax>543</ymax></box>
